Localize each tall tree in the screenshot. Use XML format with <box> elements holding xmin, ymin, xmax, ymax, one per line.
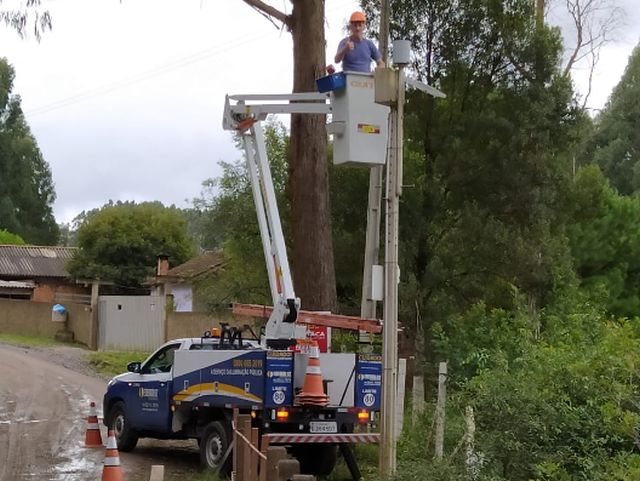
<box><xmin>239</xmin><ymin>0</ymin><xmax>337</xmax><ymax>312</ymax></box>
<box><xmin>0</xmin><ymin>57</ymin><xmax>58</xmax><ymax>244</ymax></box>
<box><xmin>580</xmin><ymin>44</ymin><xmax>640</xmax><ymax>194</ymax></box>
<box><xmin>567</xmin><ymin>164</ymin><xmax>640</xmax><ymax>316</ymax></box>
<box><xmin>360</xmin><ymin>0</ymin><xmax>581</xmax><ymax>361</ymax></box>
<box><xmin>67</xmin><ymin>201</ymin><xmax>195</xmax><ymax>290</ymax></box>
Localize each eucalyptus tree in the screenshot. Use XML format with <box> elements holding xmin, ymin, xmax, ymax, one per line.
<box><xmin>580</xmin><ymin>45</ymin><xmax>640</xmax><ymax>194</ymax></box>
<box><xmin>0</xmin><ymin>58</ymin><xmax>58</xmax><ymax>244</ymax></box>
<box><xmin>0</xmin><ymin>0</ymin><xmax>51</xmax><ymax>40</ymax></box>
<box><xmin>238</xmin><ymin>0</ymin><xmax>337</xmax><ymax>312</ymax></box>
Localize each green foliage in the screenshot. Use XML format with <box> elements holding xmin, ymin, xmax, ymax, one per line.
<box><xmin>432</xmin><ymin>301</ymin><xmax>533</xmax><ymax>385</ymax></box>
<box><xmin>187</xmin><ymin>121</ymin><xmax>290</xmax><ymax>308</ymax></box>
<box><xmin>0</xmin><ymin>58</ymin><xmax>58</xmax><ymax>244</ymax></box>
<box><xmin>67</xmin><ymin>201</ymin><xmax>195</xmax><ymax>289</ymax></box>
<box><xmin>329</xmin><ymin>163</ymin><xmax>369</xmax><ymax>311</ymax></box>
<box><xmin>567</xmin><ymin>165</ymin><xmax>640</xmax><ymax>317</ymax></box>
<box><xmin>361</xmin><ymin>0</ymin><xmax>584</xmax><ymax>369</ymax></box>
<box><xmin>465</xmin><ymin>316</ymin><xmax>640</xmax><ymax>481</ymax></box>
<box><xmin>580</xmin><ymin>45</ymin><xmax>640</xmax><ymax>194</ymax></box>
<box><xmin>0</xmin><ymin>228</ymin><xmax>25</xmax><ymax>245</ymax></box>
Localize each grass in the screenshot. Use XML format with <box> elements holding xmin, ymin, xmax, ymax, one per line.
<box><xmin>327</xmin><ymin>444</ymin><xmax>381</xmax><ymax>481</ymax></box>
<box><xmin>0</xmin><ymin>333</ymin><xmax>63</xmax><ymax>346</ymax></box>
<box><xmin>187</xmin><ymin>472</ymin><xmax>223</xmax><ymax>481</ymax></box>
<box><xmin>86</xmin><ymin>350</ymin><xmax>151</xmax><ymax>378</ymax></box>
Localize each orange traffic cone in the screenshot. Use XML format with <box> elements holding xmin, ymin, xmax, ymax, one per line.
<box><xmin>295</xmin><ymin>340</ymin><xmax>329</xmax><ymax>407</ymax></box>
<box><xmin>101</xmin><ymin>430</ymin><xmax>124</xmax><ymax>481</ymax></box>
<box><xmin>84</xmin><ymin>401</ymin><xmax>103</xmax><ymax>448</ymax></box>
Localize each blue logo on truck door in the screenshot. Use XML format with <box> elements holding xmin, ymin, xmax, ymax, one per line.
<box><xmin>265</xmin><ymin>351</ymin><xmax>293</xmax><ymax>407</ymax></box>
<box><xmin>356</xmin><ymin>353</ymin><xmax>382</xmax><ymax>410</ymax></box>
<box><xmin>173</xmin><ymin>351</ymin><xmax>265</xmax><ymax>406</ymax></box>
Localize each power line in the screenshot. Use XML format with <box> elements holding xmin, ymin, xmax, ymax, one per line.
<box><xmin>26</xmin><ymin>32</ymin><xmax>270</xmax><ymax>117</ymax></box>
<box><xmin>25</xmin><ymin>2</ymin><xmax>349</xmax><ymax>118</ymax></box>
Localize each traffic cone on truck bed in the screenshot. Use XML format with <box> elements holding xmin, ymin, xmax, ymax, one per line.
<box><xmin>102</xmin><ymin>430</ymin><xmax>124</xmax><ymax>481</ymax></box>
<box><xmin>295</xmin><ymin>340</ymin><xmax>329</xmax><ymax>407</ymax></box>
<box><xmin>84</xmin><ymin>401</ymin><xmax>103</xmax><ymax>448</ymax></box>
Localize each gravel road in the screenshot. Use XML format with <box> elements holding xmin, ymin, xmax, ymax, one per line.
<box><xmin>0</xmin><ymin>343</ymin><xmax>202</xmax><ymax>481</ymax></box>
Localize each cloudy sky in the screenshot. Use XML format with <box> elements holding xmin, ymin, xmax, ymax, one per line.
<box><xmin>1</xmin><ymin>0</ymin><xmax>639</xmax><ymax>225</ymax></box>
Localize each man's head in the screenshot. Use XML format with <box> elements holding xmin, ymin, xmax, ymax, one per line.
<box><xmin>349</xmin><ymin>11</ymin><xmax>366</xmax><ymax>39</ymax></box>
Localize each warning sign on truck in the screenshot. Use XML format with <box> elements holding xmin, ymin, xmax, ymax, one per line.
<box><xmin>265</xmin><ymin>351</ymin><xmax>294</xmax><ymax>408</ymax></box>
<box><xmin>355</xmin><ymin>353</ymin><xmax>382</xmax><ymax>410</ymax></box>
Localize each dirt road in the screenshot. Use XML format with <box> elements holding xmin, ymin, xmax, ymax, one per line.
<box><xmin>0</xmin><ymin>343</ymin><xmax>202</xmax><ymax>481</ymax></box>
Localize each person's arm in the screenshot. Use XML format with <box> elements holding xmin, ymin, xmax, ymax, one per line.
<box><xmin>335</xmin><ymin>38</ymin><xmax>354</xmax><ymax>63</ymax></box>
<box><xmin>370</xmin><ymin>40</ymin><xmax>385</xmax><ymax>69</ymax></box>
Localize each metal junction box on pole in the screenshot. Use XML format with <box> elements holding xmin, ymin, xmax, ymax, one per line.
<box><xmin>328</xmin><ymin>72</ymin><xmax>390</xmax><ymax>167</ymax></box>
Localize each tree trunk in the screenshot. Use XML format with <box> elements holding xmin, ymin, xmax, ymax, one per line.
<box><xmin>241</xmin><ymin>0</ymin><xmax>337</xmax><ymax>312</ymax></box>
<box><xmin>288</xmin><ymin>0</ymin><xmax>337</xmax><ymax>311</ymax></box>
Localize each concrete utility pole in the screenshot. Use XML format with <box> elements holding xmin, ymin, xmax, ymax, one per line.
<box><xmin>377</xmin><ymin>42</ymin><xmax>407</xmax><ymax>478</ymax></box>
<box><xmin>375</xmin><ymin>38</ymin><xmax>446</xmax><ymax>477</ymax></box>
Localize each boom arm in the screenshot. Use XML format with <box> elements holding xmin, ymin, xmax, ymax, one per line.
<box><xmin>223</xmin><ymin>93</ymin><xmax>332</xmax><ymax>343</ymax></box>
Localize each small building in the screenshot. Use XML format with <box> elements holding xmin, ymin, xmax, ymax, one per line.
<box><xmin>149</xmin><ymin>251</ymin><xmax>224</xmax><ymax>312</ymax></box>
<box><xmin>0</xmin><ymin>244</ymin><xmax>89</xmax><ymax>303</ymax></box>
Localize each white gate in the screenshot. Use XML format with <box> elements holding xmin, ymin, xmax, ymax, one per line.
<box><xmin>98</xmin><ymin>296</ymin><xmax>165</xmax><ymax>351</ymax></box>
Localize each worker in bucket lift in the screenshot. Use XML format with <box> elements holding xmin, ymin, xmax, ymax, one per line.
<box><xmin>333</xmin><ymin>11</ymin><xmax>385</xmax><ymax>73</ymax></box>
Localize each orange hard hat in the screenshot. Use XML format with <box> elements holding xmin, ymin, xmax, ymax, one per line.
<box><xmin>350</xmin><ymin>11</ymin><xmax>366</xmax><ymax>23</ymax></box>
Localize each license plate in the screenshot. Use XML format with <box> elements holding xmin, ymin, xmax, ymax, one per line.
<box><xmin>309</xmin><ymin>421</ymin><xmax>338</xmax><ymax>433</ymax></box>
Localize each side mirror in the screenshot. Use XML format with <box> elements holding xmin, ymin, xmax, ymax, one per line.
<box><xmin>127</xmin><ymin>361</ymin><xmax>141</xmax><ymax>373</ymax></box>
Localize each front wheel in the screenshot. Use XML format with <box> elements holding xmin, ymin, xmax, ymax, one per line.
<box><xmin>200</xmin><ymin>421</ymin><xmax>232</xmax><ymax>475</ymax></box>
<box><xmin>109</xmin><ymin>401</ymin><xmax>139</xmax><ymax>451</ymax></box>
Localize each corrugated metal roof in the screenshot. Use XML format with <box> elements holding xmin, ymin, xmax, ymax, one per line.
<box><xmin>166</xmin><ymin>250</ymin><xmax>224</xmax><ymax>280</ymax></box>
<box><xmin>0</xmin><ymin>280</ymin><xmax>36</xmax><ymax>289</ymax></box>
<box><xmin>0</xmin><ymin>245</ymin><xmax>77</xmax><ymax>278</ymax></box>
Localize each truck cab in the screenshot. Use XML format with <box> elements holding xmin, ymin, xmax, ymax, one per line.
<box><xmin>103</xmin><ymin>336</ymin><xmax>260</xmax><ymax>446</ymax></box>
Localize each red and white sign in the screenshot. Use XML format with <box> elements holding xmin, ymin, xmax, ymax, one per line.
<box><xmin>307</xmin><ymin>325</ymin><xmax>330</xmax><ymax>352</ymax></box>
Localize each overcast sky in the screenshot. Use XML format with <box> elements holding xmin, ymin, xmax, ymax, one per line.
<box><xmin>1</xmin><ymin>0</ymin><xmax>639</xmax><ymax>225</ymax></box>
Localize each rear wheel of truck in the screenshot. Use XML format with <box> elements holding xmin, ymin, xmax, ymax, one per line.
<box><xmin>200</xmin><ymin>421</ymin><xmax>232</xmax><ymax>475</ymax></box>
<box><xmin>292</xmin><ymin>443</ymin><xmax>338</xmax><ymax>477</ymax></box>
<box><xmin>110</xmin><ymin>401</ymin><xmax>139</xmax><ymax>452</ymax></box>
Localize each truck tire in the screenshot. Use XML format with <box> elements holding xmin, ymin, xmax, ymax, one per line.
<box><xmin>200</xmin><ymin>421</ymin><xmax>231</xmax><ymax>475</ymax></box>
<box><xmin>292</xmin><ymin>443</ymin><xmax>338</xmax><ymax>477</ymax></box>
<box><xmin>110</xmin><ymin>401</ymin><xmax>139</xmax><ymax>452</ymax></box>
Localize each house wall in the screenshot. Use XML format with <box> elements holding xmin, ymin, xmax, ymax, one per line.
<box><xmin>169</xmin><ymin>284</ymin><xmax>193</xmax><ymax>312</ymax></box>
<box><xmin>0</xmin><ymin>298</ymin><xmax>93</xmax><ymax>346</ymax></box>
<box><xmin>165</xmin><ymin>310</ymin><xmax>262</xmax><ymax>341</ymax></box>
<box><xmin>32</xmin><ymin>280</ymin><xmax>90</xmax><ymax>303</ymax></box>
